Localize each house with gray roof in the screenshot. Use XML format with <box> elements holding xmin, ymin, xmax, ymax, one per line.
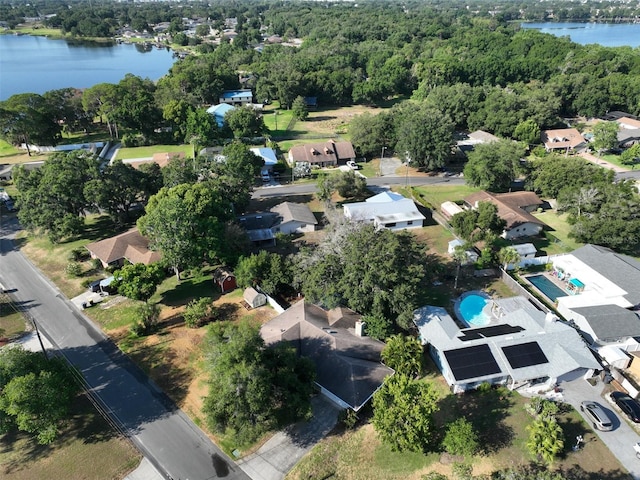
<box><xmin>551</xmin><ymin>244</ymin><xmax>640</xmax><ymax>345</ymax></box>
<box><xmin>260</xmin><ymin>300</ymin><xmax>394</xmax><ymax>411</ymax></box>
<box><xmin>343</xmin><ymin>191</ymin><xmax>426</xmax><ymax>231</ymax></box>
<box><xmin>270</xmin><ymin>202</ymin><xmax>317</xmax><ymax>234</ymax></box>
<box><xmin>414</xmin><ymin>297</ymin><xmax>600</xmax><ymax>393</ymax></box>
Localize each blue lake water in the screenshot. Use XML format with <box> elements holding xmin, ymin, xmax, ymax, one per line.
<box><xmin>0</xmin><ymin>34</ymin><xmax>176</xmax><ymax>100</ymax></box>
<box><xmin>521</xmin><ymin>22</ymin><xmax>640</xmax><ymax>48</ymax></box>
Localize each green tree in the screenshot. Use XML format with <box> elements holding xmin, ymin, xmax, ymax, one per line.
<box><xmin>235</xmin><ymin>251</ymin><xmax>292</xmax><ymax>297</ymax></box>
<box><xmin>360</xmin><ymin>313</ymin><xmax>393</xmax><ymax>341</ymax></box>
<box><xmin>513</xmin><ymin>119</ymin><xmax>541</xmax><ymax>145</ymax></box>
<box><xmin>224</xmin><ymin>106</ymin><xmax>266</xmax><ymax>139</ymax></box>
<box><xmin>498</xmin><ymin>246</ymin><xmax>521</xmax><ymax>270</ymax></box>
<box><xmin>84</xmin><ymin>160</ymin><xmax>145</xmax><ymax>226</ymax></box>
<box><xmin>0</xmin><ymin>347</ymin><xmax>80</xmax><ymax>445</ymax></box>
<box><xmin>291</xmin><ymin>95</ymin><xmax>309</xmax><ymax>121</ymax></box>
<box><xmin>592</xmin><ymin>121</ymin><xmax>619</xmax><ymax>156</ymax></box>
<box><xmin>185</xmin><ymin>108</ymin><xmax>221</xmax><ymax>150</ymax></box>
<box><xmin>203</xmin><ymin>321</ymin><xmax>315</xmax><ymax>444</ymax></box>
<box><xmin>112</xmin><ymin>262</ymin><xmax>165</xmax><ymax>303</ymax></box>
<box><xmin>113</xmin><ymin>74</ymin><xmax>161</xmax><ymax>136</ymax></box>
<box><xmin>394</xmin><ymin>104</ymin><xmax>454</xmax><ymax>171</ymax></box>
<box><xmin>14</xmin><ymin>150</ymin><xmax>100</xmax><ymax>242</ymax></box>
<box><xmin>349</xmin><ymin>111</ymin><xmax>391</xmax><ymax>159</ymax></box>
<box><xmin>0</xmin><ymin>93</ymin><xmax>62</xmax><ymax>154</ymax></box>
<box><xmin>442</xmin><ymin>418</ymin><xmax>479</xmax><ymax>457</ymax></box>
<box><xmin>527</xmin><ymin>155</ymin><xmax>613</xmax><ymax>198</ymax></box>
<box><xmin>138</xmin><ymin>183</ymin><xmax>233</xmax><ymax>280</ymax></box>
<box><xmin>381</xmin><ymin>334</ymin><xmax>423</xmax><ymax>377</ymax></box>
<box><xmin>526</xmin><ymin>417</ymin><xmax>564</xmax><ymax>466</ymax></box>
<box><xmin>82</xmin><ymin>83</ymin><xmax>120</xmax><ymax>138</ymax></box>
<box><xmin>463</xmin><ymin>140</ymin><xmax>526</xmax><ymax>192</ymax></box>
<box><xmin>620</xmin><ymin>142</ymin><xmax>640</xmax><ymax>168</ymax></box>
<box><xmin>372</xmin><ymin>374</ymin><xmax>439</xmax><ymax>453</ymax></box>
<box><xmin>183</xmin><ymin>297</ymin><xmax>216</xmax><ymax>328</ymax></box>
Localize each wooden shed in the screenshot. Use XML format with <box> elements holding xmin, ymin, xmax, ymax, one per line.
<box><xmin>213</xmin><ymin>267</ymin><xmax>237</xmax><ymax>294</ymax></box>
<box><xmin>243</xmin><ymin>287</ymin><xmax>267</xmax><ymax>309</ymax></box>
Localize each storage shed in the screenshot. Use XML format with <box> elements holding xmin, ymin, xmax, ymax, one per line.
<box><xmin>244</xmin><ymin>287</ymin><xmax>267</xmax><ymax>309</ymax></box>
<box><xmin>213</xmin><ymin>267</ymin><xmax>237</xmax><ymax>294</ymax></box>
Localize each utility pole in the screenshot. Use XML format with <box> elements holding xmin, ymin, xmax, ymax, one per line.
<box><xmin>379</xmin><ymin>146</ymin><xmax>386</xmax><ymax>177</ymax></box>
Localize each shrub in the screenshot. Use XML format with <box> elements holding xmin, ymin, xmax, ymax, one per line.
<box><xmin>183</xmin><ymin>297</ymin><xmax>215</xmax><ymax>328</ymax></box>
<box><xmin>338</xmin><ymin>409</ymin><xmax>358</xmax><ymax>430</ymax></box>
<box><xmin>65</xmin><ymin>262</ymin><xmax>82</xmax><ymax>277</ymax></box>
<box><xmin>92</xmin><ymin>258</ymin><xmax>104</xmax><ymax>271</ymax></box>
<box><xmin>442</xmin><ymin>418</ymin><xmax>479</xmax><ymax>457</ymax></box>
<box><xmin>130</xmin><ymin>303</ymin><xmax>160</xmax><ymax>336</ymax></box>
<box><xmin>68</xmin><ymin>247</ymin><xmax>88</xmax><ymax>262</ymax></box>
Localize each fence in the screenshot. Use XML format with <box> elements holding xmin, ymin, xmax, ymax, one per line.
<box><xmin>500</xmin><ymin>269</ymin><xmax>551</xmax><ymax>313</ymax></box>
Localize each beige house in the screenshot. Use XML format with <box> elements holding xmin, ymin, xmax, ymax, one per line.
<box><xmin>288</xmin><ymin>140</ymin><xmax>356</xmax><ymax>167</ymax></box>
<box><xmin>85</xmin><ymin>228</ymin><xmax>161</xmax><ymax>268</ymax></box>
<box><xmin>541</xmin><ymin>128</ymin><xmax>586</xmax><ymax>153</ymax></box>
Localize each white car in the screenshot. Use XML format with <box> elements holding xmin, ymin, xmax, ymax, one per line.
<box><xmin>346</xmin><ymin>160</ymin><xmax>359</xmax><ymax>170</ymax></box>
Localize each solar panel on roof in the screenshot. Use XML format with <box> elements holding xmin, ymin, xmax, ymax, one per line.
<box><xmin>458</xmin><ymin>324</ymin><xmax>524</xmax><ymax>342</ymax></box>
<box><xmin>502</xmin><ymin>342</ymin><xmax>548</xmax><ymax>369</ymax></box>
<box><xmin>444</xmin><ymin>344</ymin><xmax>501</xmax><ymax>381</ymax></box>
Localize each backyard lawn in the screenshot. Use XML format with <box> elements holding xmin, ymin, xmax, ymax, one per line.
<box><xmin>115</xmin><ymin>144</ymin><xmax>192</xmax><ymax>160</ymax></box>
<box><xmin>532</xmin><ymin>211</ymin><xmax>583</xmax><ymax>253</ymax></box>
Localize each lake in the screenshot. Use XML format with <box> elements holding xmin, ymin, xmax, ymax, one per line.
<box><xmin>521</xmin><ymin>22</ymin><xmax>640</xmax><ymax>48</ymax></box>
<box><xmin>0</xmin><ymin>34</ymin><xmax>176</xmax><ymax>101</ymax></box>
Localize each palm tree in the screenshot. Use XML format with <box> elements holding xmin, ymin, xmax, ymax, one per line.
<box><xmin>498</xmin><ymin>246</ymin><xmax>520</xmax><ymax>271</ymax></box>
<box><xmin>526</xmin><ymin>417</ymin><xmax>564</xmax><ymax>466</ymax></box>
<box><xmin>452</xmin><ymin>244</ymin><xmax>469</xmax><ymax>290</ymax></box>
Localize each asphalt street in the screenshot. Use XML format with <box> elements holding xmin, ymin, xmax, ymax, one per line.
<box><xmin>0</xmin><ymin>215</ymin><xmax>248</xmax><ymax>480</ymax></box>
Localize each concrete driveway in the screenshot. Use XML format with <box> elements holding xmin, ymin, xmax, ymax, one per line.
<box><xmin>561</xmin><ymin>376</ymin><xmax>640</xmax><ymax>479</ymax></box>
<box><xmin>238</xmin><ymin>395</ymin><xmax>340</xmax><ymax>480</ymax></box>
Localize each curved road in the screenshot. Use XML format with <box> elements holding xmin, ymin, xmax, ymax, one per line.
<box><xmin>0</xmin><ymin>215</ymin><xmax>248</xmax><ymax>480</ymax></box>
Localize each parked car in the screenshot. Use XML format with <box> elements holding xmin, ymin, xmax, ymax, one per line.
<box><xmin>611</xmin><ymin>391</ymin><xmax>640</xmax><ymax>423</ymax></box>
<box><xmin>580</xmin><ymin>401</ymin><xmax>614</xmax><ymax>431</ymax></box>
<box><xmin>346</xmin><ymin>160</ymin><xmax>359</xmax><ymax>170</ymax></box>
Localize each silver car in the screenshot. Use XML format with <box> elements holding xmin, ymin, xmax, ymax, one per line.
<box><xmin>580</xmin><ymin>401</ymin><xmax>614</xmax><ymax>431</ymax></box>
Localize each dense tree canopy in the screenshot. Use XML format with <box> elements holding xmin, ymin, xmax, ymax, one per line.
<box><xmin>372</xmin><ymin>374</ymin><xmax>439</xmax><ymax>453</ymax></box>
<box><xmin>14</xmin><ymin>150</ymin><xmax>100</xmax><ymax>241</ymax></box>
<box><xmin>112</xmin><ymin>262</ymin><xmax>165</xmax><ymax>303</ymax></box>
<box><xmin>0</xmin><ymin>347</ymin><xmax>80</xmax><ymax>445</ymax></box>
<box><xmin>295</xmin><ymin>222</ymin><xmax>427</xmax><ymax>330</ymax></box>
<box><xmin>0</xmin><ymin>93</ymin><xmax>62</xmax><ymax>151</ymax></box>
<box><xmin>463</xmin><ymin>140</ymin><xmax>526</xmax><ymax>192</ymax></box>
<box><xmin>202</xmin><ymin>321</ymin><xmax>315</xmax><ymax>444</ymax></box>
<box><xmin>381</xmin><ymin>335</ymin><xmax>423</xmax><ymax>378</ymax></box>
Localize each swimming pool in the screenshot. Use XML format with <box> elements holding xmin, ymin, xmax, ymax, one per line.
<box><xmin>458</xmin><ymin>293</ymin><xmax>492</xmax><ymax>327</ymax></box>
<box><xmin>528</xmin><ymin>274</ymin><xmax>568</xmax><ymax>303</ymax></box>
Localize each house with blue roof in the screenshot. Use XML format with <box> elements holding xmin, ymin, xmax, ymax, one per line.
<box><xmin>206</xmin><ymin>103</ymin><xmax>235</xmax><ymax>128</ymax></box>
<box><xmin>219</xmin><ymin>89</ymin><xmax>253</xmax><ymax>106</ymax></box>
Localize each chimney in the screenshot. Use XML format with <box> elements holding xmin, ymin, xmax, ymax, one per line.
<box><xmin>355</xmin><ymin>321</ymin><xmax>366</xmax><ymax>337</ymax></box>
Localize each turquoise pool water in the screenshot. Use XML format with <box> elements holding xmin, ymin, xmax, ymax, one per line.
<box><xmin>528</xmin><ymin>275</ymin><xmax>568</xmax><ymax>303</ymax></box>
<box><xmin>459</xmin><ymin>294</ymin><xmax>491</xmax><ymax>327</ymax></box>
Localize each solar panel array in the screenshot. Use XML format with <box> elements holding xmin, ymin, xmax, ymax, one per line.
<box><xmin>444</xmin><ymin>344</ymin><xmax>502</xmax><ymax>381</ymax></box>
<box><xmin>458</xmin><ymin>324</ymin><xmax>524</xmax><ymax>342</ymax></box>
<box><xmin>502</xmin><ymin>341</ymin><xmax>549</xmax><ymax>369</ymax></box>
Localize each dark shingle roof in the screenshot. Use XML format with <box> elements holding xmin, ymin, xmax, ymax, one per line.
<box><xmin>571</xmin><ymin>244</ymin><xmax>640</xmax><ymax>305</ymax></box>
<box><xmin>571</xmin><ymin>304</ymin><xmax>640</xmax><ymax>342</ymax></box>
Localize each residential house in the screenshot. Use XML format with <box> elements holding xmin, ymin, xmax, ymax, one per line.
<box><xmin>250</xmin><ymin>147</ymin><xmax>278</xmax><ymax>176</ymax></box>
<box><xmin>206</xmin><ymin>103</ymin><xmax>235</xmax><ymax>128</ymax></box>
<box><xmin>270</xmin><ymin>202</ymin><xmax>318</xmax><ymax>234</ymax></box>
<box><xmin>463</xmin><ymin>191</ymin><xmax>548</xmax><ymax>240</ymax></box>
<box><xmin>447</xmin><ymin>239</ymin><xmax>478</xmax><ymax>265</ymax></box>
<box><xmin>414</xmin><ymin>297</ymin><xmax>600</xmax><ymax>393</ymax></box>
<box><xmin>260</xmin><ymin>300</ymin><xmax>394</xmax><ymax>411</ymax></box>
<box><xmin>219</xmin><ymin>90</ymin><xmax>253</xmax><ymax>106</ymax></box>
<box><xmin>212</xmin><ymin>267</ymin><xmax>237</xmax><ymax>293</ymax></box>
<box><xmin>541</xmin><ymin>128</ymin><xmax>586</xmax><ymax>153</ymax></box>
<box><xmin>288</xmin><ymin>140</ymin><xmax>356</xmax><ymax>168</ymax></box>
<box><xmin>456</xmin><ymin>130</ymin><xmax>500</xmax><ymax>155</ymax></box>
<box><xmin>238</xmin><ymin>202</ymin><xmax>317</xmax><ymax>246</ymax></box>
<box><xmin>549</xmin><ymin>245</ymin><xmax>640</xmax><ymax>345</ymax></box>
<box><xmin>616</xmin><ymin>116</ymin><xmax>640</xmax><ymax>130</ymax></box>
<box><xmin>343</xmin><ymin>191</ymin><xmax>426</xmax><ymax>231</ymax></box>
<box><xmin>85</xmin><ymin>228</ymin><xmax>161</xmax><ymax>268</ymax></box>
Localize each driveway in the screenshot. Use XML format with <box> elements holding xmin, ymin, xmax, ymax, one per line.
<box><xmin>579</xmin><ymin>151</ymin><xmax>629</xmax><ymax>173</ymax></box>
<box><xmin>561</xmin><ymin>375</ymin><xmax>640</xmax><ymax>479</ymax></box>
<box><xmin>238</xmin><ymin>395</ymin><xmax>340</xmax><ymax>480</ymax></box>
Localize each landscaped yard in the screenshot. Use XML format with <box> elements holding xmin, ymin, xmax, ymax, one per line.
<box><xmin>115</xmin><ymin>144</ymin><xmax>192</xmax><ymax>160</ymax></box>
<box><xmin>532</xmin><ymin>211</ymin><xmax>583</xmax><ymax>253</ymax></box>
<box><xmin>287</xmin><ymin>380</ymin><xmax>628</xmax><ymax>480</ymax></box>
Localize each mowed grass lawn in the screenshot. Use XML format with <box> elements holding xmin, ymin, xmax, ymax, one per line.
<box><xmin>115</xmin><ymin>144</ymin><xmax>192</xmax><ymax>160</ymax></box>
<box><xmin>0</xmin><ymin>294</ymin><xmax>27</xmax><ymax>339</ymax></box>
<box><xmin>0</xmin><ymin>394</ymin><xmax>140</xmax><ymax>480</ymax></box>
<box><xmin>533</xmin><ymin>211</ymin><xmax>583</xmax><ymax>253</ymax></box>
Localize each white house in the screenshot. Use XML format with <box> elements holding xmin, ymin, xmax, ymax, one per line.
<box><xmin>548</xmin><ymin>244</ymin><xmax>640</xmax><ymax>345</ymax></box>
<box><xmin>219</xmin><ymin>89</ymin><xmax>253</xmax><ymax>106</ymax></box>
<box><xmin>343</xmin><ymin>191</ymin><xmax>426</xmax><ymax>231</ymax></box>
<box><xmin>413</xmin><ymin>297</ymin><xmax>600</xmax><ymax>393</ymax></box>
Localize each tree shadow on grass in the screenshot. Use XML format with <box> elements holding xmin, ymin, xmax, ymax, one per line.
<box><xmin>436</xmin><ymin>387</ymin><xmax>515</xmax><ymax>453</ymax></box>
<box><xmin>160</xmin><ymin>276</ymin><xmax>218</xmax><ymax>307</ymax></box>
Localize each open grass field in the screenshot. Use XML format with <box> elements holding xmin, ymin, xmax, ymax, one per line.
<box><xmin>0</xmin><ymin>394</ymin><xmax>140</xmax><ymax>480</ymax></box>
<box><xmin>115</xmin><ymin>144</ymin><xmax>192</xmax><ymax>160</ymax></box>
<box><xmin>412</xmin><ymin>184</ymin><xmax>481</xmax><ymax>210</ymax></box>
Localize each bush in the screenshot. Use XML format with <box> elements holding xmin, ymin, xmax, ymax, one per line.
<box><xmin>65</xmin><ymin>262</ymin><xmax>82</xmax><ymax>277</ymax></box>
<box><xmin>130</xmin><ymin>303</ymin><xmax>160</xmax><ymax>336</ymax></box>
<box><xmin>338</xmin><ymin>409</ymin><xmax>358</xmax><ymax>430</ymax></box>
<box><xmin>442</xmin><ymin>418</ymin><xmax>479</xmax><ymax>457</ymax></box>
<box><xmin>68</xmin><ymin>247</ymin><xmax>88</xmax><ymax>262</ymax></box>
<box><xmin>92</xmin><ymin>258</ymin><xmax>104</xmax><ymax>271</ymax></box>
<box><xmin>183</xmin><ymin>297</ymin><xmax>215</xmax><ymax>328</ymax></box>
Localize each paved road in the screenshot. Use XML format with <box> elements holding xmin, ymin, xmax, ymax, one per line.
<box><xmin>0</xmin><ymin>215</ymin><xmax>248</xmax><ymax>480</ymax></box>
